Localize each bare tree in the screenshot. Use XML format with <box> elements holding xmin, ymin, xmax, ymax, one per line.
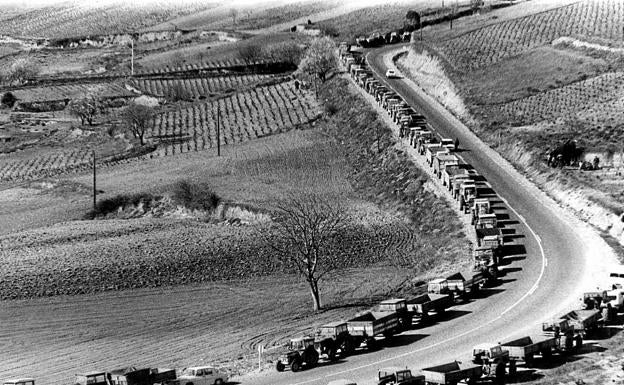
<box><xmin>297</xmin><ymin>36</ymin><xmax>337</xmax><ymax>83</ymax></box>
<box><xmin>266</xmin><ymin>194</ymin><xmax>347</xmax><ymax>311</ymax></box>
<box><xmin>262</xmin><ymin>42</ymin><xmax>304</xmax><ymax>66</ymax></box>
<box><xmin>121</xmin><ymin>102</ymin><xmax>154</xmax><ymax>145</ymax></box>
<box><xmin>68</xmin><ymin>89</ymin><xmax>102</xmax><ymax>126</ymax></box>
<box><xmin>238</xmin><ymin>43</ymin><xmax>263</xmax><ymax>64</ymax></box>
<box><xmin>2</xmin><ymin>57</ymin><xmax>39</xmax><ymax>85</ymax></box>
<box><xmin>229</xmin><ymin>8</ymin><xmax>238</xmax><ymax>25</ymax></box>
<box><xmin>165</xmin><ymin>83</ymin><xmax>192</xmax><ymax>102</ymax></box>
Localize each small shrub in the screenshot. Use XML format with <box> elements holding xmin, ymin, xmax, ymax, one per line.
<box><xmin>324</xmin><ymin>101</ymin><xmax>338</xmax><ymax>115</ymax></box>
<box><xmin>171</xmin><ymin>180</ymin><xmax>221</xmax><ymax>211</ymax></box>
<box><xmin>1</xmin><ymin>92</ymin><xmax>16</xmax><ymax>108</ymax></box>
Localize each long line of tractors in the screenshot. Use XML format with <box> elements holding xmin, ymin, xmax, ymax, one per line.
<box><xmin>5</xmin><ymin>48</ymin><xmax>624</xmax><ymax>385</ymax></box>
<box><xmin>272</xmin><ymin>47</ymin><xmax>624</xmax><ymax>385</ymax></box>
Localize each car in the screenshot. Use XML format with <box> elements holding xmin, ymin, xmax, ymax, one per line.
<box><xmin>385</xmin><ymin>69</ymin><xmax>398</xmax><ymax>78</ymax></box>
<box><xmin>175</xmin><ymin>366</ymin><xmax>228</xmax><ymax>385</ymax></box>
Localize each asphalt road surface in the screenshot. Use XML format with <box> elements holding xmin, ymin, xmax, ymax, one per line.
<box><xmin>241</xmin><ymin>45</ymin><xmax>593</xmax><ymax>385</ymax></box>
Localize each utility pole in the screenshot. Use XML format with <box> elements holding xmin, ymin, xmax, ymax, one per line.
<box><xmin>217</xmin><ymin>105</ymin><xmax>221</xmax><ymax>156</ymax></box>
<box><xmin>131</xmin><ymin>38</ymin><xmax>134</xmax><ymax>76</ymax></box>
<box><xmin>92</xmin><ymin>150</ymin><xmax>97</xmax><ymax>211</ymax></box>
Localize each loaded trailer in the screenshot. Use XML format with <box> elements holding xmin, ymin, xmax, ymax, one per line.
<box><xmin>346</xmin><ymin>311</ymin><xmax>401</xmax><ymax>351</ymax></box>
<box><xmin>501</xmin><ymin>336</ymin><xmax>558</xmax><ymax>367</ymax></box>
<box><xmin>421</xmin><ymin>361</ymin><xmax>484</xmax><ymax>385</ymax></box>
<box><xmin>377</xmin><ymin>294</ymin><xmax>453</xmax><ymax>329</ymax></box>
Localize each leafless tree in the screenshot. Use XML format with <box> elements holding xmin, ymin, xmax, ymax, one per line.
<box><xmin>297</xmin><ymin>36</ymin><xmax>337</xmax><ymax>83</ymax></box>
<box><xmin>2</xmin><ymin>57</ymin><xmax>39</xmax><ymax>85</ymax></box>
<box><xmin>267</xmin><ymin>194</ymin><xmax>347</xmax><ymax>311</ymax></box>
<box><xmin>229</xmin><ymin>8</ymin><xmax>238</xmax><ymax>25</ymax></box>
<box><xmin>238</xmin><ymin>43</ymin><xmax>263</xmax><ymax>64</ymax></box>
<box><xmin>121</xmin><ymin>102</ymin><xmax>154</xmax><ymax>145</ymax></box>
<box><xmin>68</xmin><ymin>88</ymin><xmax>102</xmax><ymax>126</ymax></box>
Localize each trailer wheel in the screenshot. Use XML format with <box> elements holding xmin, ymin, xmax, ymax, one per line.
<box><xmin>541</xmin><ymin>348</ymin><xmax>552</xmax><ymax>359</ymax></box>
<box><xmin>508</xmin><ymin>360</ymin><xmax>517</xmax><ymax>377</ymax></box>
<box><xmin>574</xmin><ymin>335</ymin><xmax>583</xmax><ymax>351</ymax></box>
<box><xmin>525</xmin><ymin>354</ymin><xmax>534</xmax><ymax>368</ymax></box>
<box><xmin>214</xmin><ymin>379</ymin><xmax>224</xmax><ymax>385</ymax></box>
<box><xmin>276</xmin><ymin>362</ymin><xmax>285</xmax><ymax>372</ymax></box>
<box><xmin>366</xmin><ymin>337</ymin><xmax>377</xmax><ymax>351</ymax></box>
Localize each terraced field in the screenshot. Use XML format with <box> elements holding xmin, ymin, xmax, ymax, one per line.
<box><xmin>499</xmin><ymin>71</ymin><xmax>624</xmax><ymax>126</ymax></box>
<box><xmin>10</xmin><ymin>81</ymin><xmax>135</xmax><ymax>102</ymax></box>
<box><xmin>435</xmin><ymin>0</ymin><xmax>624</xmax><ymax>71</ymax></box>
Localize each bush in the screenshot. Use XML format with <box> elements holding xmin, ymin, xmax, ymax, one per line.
<box><xmin>91</xmin><ymin>193</ymin><xmax>156</xmax><ymax>217</ymax></box>
<box><xmin>1</xmin><ymin>92</ymin><xmax>16</xmax><ymax>108</ymax></box>
<box><xmin>171</xmin><ymin>180</ymin><xmax>221</xmax><ymax>211</ymax></box>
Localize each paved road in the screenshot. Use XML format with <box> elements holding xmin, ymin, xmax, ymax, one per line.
<box><xmin>239</xmin><ymin>45</ymin><xmax>594</xmax><ymax>385</ymax></box>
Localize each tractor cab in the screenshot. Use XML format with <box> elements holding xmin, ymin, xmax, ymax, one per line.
<box><xmin>75</xmin><ymin>372</ymin><xmax>113</xmax><ymax>385</ymax></box>
<box><xmin>316</xmin><ymin>322</ymin><xmax>348</xmax><ymax>340</ymax></box>
<box><xmin>377</xmin><ymin>367</ymin><xmax>424</xmax><ymax>385</ymax></box>
<box><xmin>427</xmin><ymin>278</ymin><xmax>449</xmax><ymax>295</ymax></box>
<box><xmin>472</xmin><ymin>343</ymin><xmax>508</xmax><ymax>364</ymax></box>
<box><xmin>475</xmin><ymin>213</ymin><xmax>497</xmax><ymax>229</ymax></box>
<box><xmin>459</xmin><ymin>182</ymin><xmax>478</xmax><ymax>212</ymax></box>
<box><xmin>289</xmin><ymin>336</ymin><xmax>315</xmax><ymax>351</ymax></box>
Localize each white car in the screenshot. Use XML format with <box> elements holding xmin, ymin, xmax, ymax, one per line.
<box><xmin>176</xmin><ymin>366</ymin><xmax>228</xmax><ymax>385</ymax></box>
<box><xmin>385</xmin><ymin>69</ymin><xmax>398</xmax><ymax>78</ymax></box>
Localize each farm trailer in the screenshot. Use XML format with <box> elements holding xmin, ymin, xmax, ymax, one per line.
<box><xmin>424</xmin><ymin>145</ymin><xmax>448</xmax><ymax>166</ymax></box>
<box><xmin>377</xmin><ymin>293</ymin><xmax>453</xmax><ymax>328</ymax></box>
<box><xmin>346</xmin><ymin>311</ymin><xmax>402</xmax><ymax>351</ymax></box>
<box><xmin>421</xmin><ymin>361</ymin><xmax>485</xmax><ymax>385</ymax></box>
<box><xmin>428</xmin><ymin>272</ymin><xmax>487</xmax><ymax>303</ymax></box>
<box><xmin>433</xmin><ymin>154</ymin><xmax>459</xmax><ymax>179</ymax></box>
<box><xmin>500</xmin><ymin>336</ymin><xmax>558</xmax><ymax>367</ymax></box>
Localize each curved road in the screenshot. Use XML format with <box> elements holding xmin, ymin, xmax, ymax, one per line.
<box><xmin>240</xmin><ymin>45</ymin><xmax>597</xmax><ymax>385</ymax></box>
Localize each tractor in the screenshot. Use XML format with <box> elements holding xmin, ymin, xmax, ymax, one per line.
<box><xmin>314</xmin><ymin>321</ymin><xmax>353</xmax><ymax>360</ymax></box>
<box><xmin>276</xmin><ymin>336</ymin><xmax>319</xmax><ymax>372</ymax></box>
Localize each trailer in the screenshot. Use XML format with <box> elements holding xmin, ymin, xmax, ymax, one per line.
<box><xmin>500</xmin><ymin>336</ymin><xmax>558</xmax><ymax>366</ymax></box>
<box><xmin>346</xmin><ymin>311</ymin><xmax>401</xmax><ymax>350</ymax></box>
<box><xmin>406</xmin><ymin>293</ymin><xmax>453</xmax><ymax>323</ymax></box>
<box><xmin>559</xmin><ymin>309</ymin><xmax>603</xmax><ymax>336</ymax></box>
<box><xmin>421</xmin><ymin>361</ymin><xmax>484</xmax><ymax>385</ymax></box>
<box><xmin>542</xmin><ymin>319</ymin><xmax>584</xmax><ymax>353</ymax></box>
<box><xmin>450</xmin><ymin>174</ymin><xmax>474</xmax><ymax>200</ymax></box>
<box><xmin>433</xmin><ymin>154</ymin><xmax>459</xmax><ymax>179</ymax></box>
<box><xmin>425</xmin><ymin>145</ymin><xmax>448</xmax><ymax>166</ymax></box>
<box><xmin>427</xmin><ymin>272</ymin><xmax>486</xmax><ymax>303</ymax></box>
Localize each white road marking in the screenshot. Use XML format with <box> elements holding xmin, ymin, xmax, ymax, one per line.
<box><xmin>286</xmin><ymin>51</ymin><xmax>549</xmax><ymax>385</ymax></box>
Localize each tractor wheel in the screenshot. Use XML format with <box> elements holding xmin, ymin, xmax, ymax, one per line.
<box><xmin>276</xmin><ymin>361</ymin><xmax>285</xmax><ymax>372</ymax></box>
<box><xmin>575</xmin><ymin>335</ymin><xmax>583</xmax><ymax>351</ymax></box>
<box><xmin>214</xmin><ymin>379</ymin><xmax>224</xmax><ymax>385</ymax></box>
<box><xmin>291</xmin><ymin>360</ymin><xmax>301</xmax><ymax>372</ymax></box>
<box><xmin>304</xmin><ymin>346</ymin><xmax>319</xmax><ymax>368</ymax></box>
<box><xmin>328</xmin><ymin>346</ymin><xmax>337</xmax><ymax>362</ymax></box>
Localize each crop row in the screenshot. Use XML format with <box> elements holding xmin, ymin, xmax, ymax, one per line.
<box><xmin>0</xmin><ymin>2</ymin><xmax>208</xmax><ymax>39</ymax></box>
<box><xmin>435</xmin><ymin>0</ymin><xmax>624</xmax><ymax>71</ymax></box>
<box><xmin>11</xmin><ymin>81</ymin><xmax>134</xmax><ymax>103</ymax></box>
<box><xmin>132</xmin><ymin>74</ymin><xmax>276</xmax><ymax>99</ymax></box>
<box><xmin>0</xmin><ymin>82</ymin><xmax>320</xmax><ymax>182</ymax></box>
<box><xmin>0</xmin><ymin>218</ymin><xmax>415</xmax><ymax>300</ymax></box>
<box><xmin>499</xmin><ymin>71</ymin><xmax>624</xmax><ymax>124</ymax></box>
<box><xmin>149</xmin><ymin>81</ymin><xmax>320</xmax><ymax>157</ymax></box>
